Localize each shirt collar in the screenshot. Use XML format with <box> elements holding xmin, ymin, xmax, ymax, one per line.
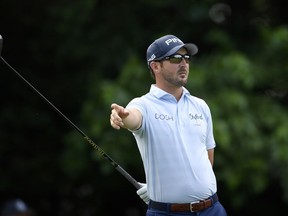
<box><xmin>149</xmin><ymin>84</ymin><xmax>190</xmax><ymax>100</ymax></box>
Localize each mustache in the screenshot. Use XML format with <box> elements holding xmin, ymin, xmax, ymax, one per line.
<box><xmin>178</xmin><ymin>67</ymin><xmax>188</xmax><ymax>73</ymax></box>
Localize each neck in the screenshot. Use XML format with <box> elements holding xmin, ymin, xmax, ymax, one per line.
<box><xmin>155</xmin><ymin>83</ymin><xmax>183</xmax><ymax>101</ymax></box>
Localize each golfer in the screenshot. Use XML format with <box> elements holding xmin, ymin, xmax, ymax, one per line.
<box><xmin>110</xmin><ymin>34</ymin><xmax>227</xmax><ymax>216</ymax></box>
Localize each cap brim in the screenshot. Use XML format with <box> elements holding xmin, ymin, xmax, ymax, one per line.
<box><xmin>183</xmin><ymin>43</ymin><xmax>198</xmax><ymax>56</ymax></box>
<box><xmin>158</xmin><ymin>43</ymin><xmax>198</xmax><ymax>60</ymax></box>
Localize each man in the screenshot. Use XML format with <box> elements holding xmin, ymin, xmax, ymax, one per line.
<box><xmin>110</xmin><ymin>35</ymin><xmax>227</xmax><ymax>215</ymax></box>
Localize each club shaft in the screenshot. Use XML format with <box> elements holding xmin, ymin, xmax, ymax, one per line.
<box><xmin>0</xmin><ymin>56</ymin><xmax>140</xmax><ymax>189</ymax></box>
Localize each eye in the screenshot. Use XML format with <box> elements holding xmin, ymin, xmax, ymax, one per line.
<box><xmin>172</xmin><ymin>54</ymin><xmax>182</xmax><ymax>59</ymax></box>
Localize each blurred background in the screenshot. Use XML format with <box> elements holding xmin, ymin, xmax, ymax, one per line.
<box><xmin>0</xmin><ymin>0</ymin><xmax>288</xmax><ymax>215</ymax></box>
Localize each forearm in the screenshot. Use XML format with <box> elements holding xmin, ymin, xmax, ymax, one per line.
<box><xmin>207</xmin><ymin>148</ymin><xmax>214</xmax><ymax>166</ymax></box>
<box><xmin>122</xmin><ymin>108</ymin><xmax>142</xmax><ymax>130</ymax></box>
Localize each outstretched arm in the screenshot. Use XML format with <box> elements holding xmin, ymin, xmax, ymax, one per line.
<box><xmin>110</xmin><ymin>103</ymin><xmax>142</xmax><ymax>130</ymax></box>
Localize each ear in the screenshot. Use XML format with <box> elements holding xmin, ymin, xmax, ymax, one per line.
<box><xmin>150</xmin><ymin>61</ymin><xmax>161</xmax><ymax>72</ymax></box>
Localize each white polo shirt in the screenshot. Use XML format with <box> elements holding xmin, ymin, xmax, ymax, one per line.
<box><xmin>127</xmin><ymin>85</ymin><xmax>217</xmax><ymax>203</ymax></box>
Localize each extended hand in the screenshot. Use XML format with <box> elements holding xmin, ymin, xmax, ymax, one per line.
<box><xmin>110</xmin><ymin>103</ymin><xmax>130</xmax><ymax>129</ymax></box>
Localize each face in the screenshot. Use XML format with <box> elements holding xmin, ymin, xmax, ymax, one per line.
<box><xmin>153</xmin><ymin>48</ymin><xmax>190</xmax><ymax>87</ymax></box>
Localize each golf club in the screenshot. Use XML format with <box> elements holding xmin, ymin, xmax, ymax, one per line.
<box><xmin>0</xmin><ymin>35</ymin><xmax>141</xmax><ymax>190</ymax></box>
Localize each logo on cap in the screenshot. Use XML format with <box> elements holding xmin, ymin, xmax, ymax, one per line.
<box><xmin>165</xmin><ymin>37</ymin><xmax>183</xmax><ymax>46</ymax></box>
<box><xmin>147</xmin><ymin>54</ymin><xmax>156</xmax><ymax>62</ymax></box>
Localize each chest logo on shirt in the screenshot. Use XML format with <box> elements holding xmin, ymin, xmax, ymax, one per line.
<box><xmin>155</xmin><ymin>113</ymin><xmax>174</xmax><ymax>121</ymax></box>
<box><xmin>189</xmin><ymin>113</ymin><xmax>203</xmax><ymax>126</ymax></box>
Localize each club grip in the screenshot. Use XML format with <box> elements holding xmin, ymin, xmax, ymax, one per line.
<box><xmin>116</xmin><ymin>165</ymin><xmax>141</xmax><ymax>189</ymax></box>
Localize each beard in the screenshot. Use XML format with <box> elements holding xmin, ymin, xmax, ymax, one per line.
<box><xmin>162</xmin><ymin>67</ymin><xmax>188</xmax><ymax>87</ymax></box>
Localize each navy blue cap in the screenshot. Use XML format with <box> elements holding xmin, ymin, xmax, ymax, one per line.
<box><xmin>146</xmin><ymin>35</ymin><xmax>198</xmax><ymax>66</ymax></box>
<box><xmin>1</xmin><ymin>199</ymin><xmax>30</xmax><ymax>216</ymax></box>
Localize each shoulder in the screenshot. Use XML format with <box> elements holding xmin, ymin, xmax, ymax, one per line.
<box><xmin>186</xmin><ymin>95</ymin><xmax>212</xmax><ymax>118</ymax></box>
<box><xmin>126</xmin><ymin>95</ymin><xmax>149</xmax><ymax>116</ymax></box>
<box><xmin>188</xmin><ymin>95</ymin><xmax>209</xmax><ymax>108</ymax></box>
<box><xmin>182</xmin><ymin>87</ymin><xmax>209</xmax><ymax>108</ymax></box>
<box><xmin>127</xmin><ymin>95</ymin><xmax>147</xmax><ymax>107</ymax></box>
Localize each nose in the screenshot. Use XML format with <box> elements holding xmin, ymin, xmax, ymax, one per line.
<box><xmin>180</xmin><ymin>57</ymin><xmax>188</xmax><ymax>65</ymax></box>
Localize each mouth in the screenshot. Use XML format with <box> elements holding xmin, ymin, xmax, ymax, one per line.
<box><xmin>178</xmin><ymin>70</ymin><xmax>188</xmax><ymax>78</ymax></box>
